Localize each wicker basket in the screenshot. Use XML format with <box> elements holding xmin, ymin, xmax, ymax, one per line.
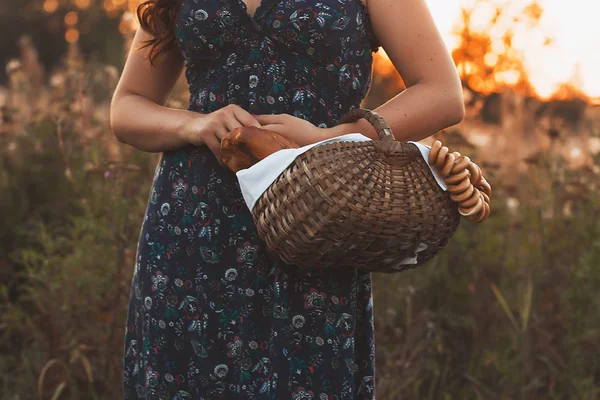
<box><xmin>251</xmin><ymin>108</ymin><xmax>491</xmax><ymax>273</ymax></box>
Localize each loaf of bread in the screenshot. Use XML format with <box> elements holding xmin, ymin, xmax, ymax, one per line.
<box><xmin>221</xmin><ymin>126</ymin><xmax>300</xmax><ymax>173</ymax></box>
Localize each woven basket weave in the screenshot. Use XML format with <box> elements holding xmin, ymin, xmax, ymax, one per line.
<box><xmin>251</xmin><ymin>108</ymin><xmax>490</xmax><ymax>273</ymax></box>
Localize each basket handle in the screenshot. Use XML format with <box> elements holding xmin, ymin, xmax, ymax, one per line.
<box><xmin>337</xmin><ymin>109</ymin><xmax>492</xmax><ymax>223</ymax></box>
<box><xmin>336</xmin><ymin>108</ymin><xmax>395</xmax><ymax>142</ymax></box>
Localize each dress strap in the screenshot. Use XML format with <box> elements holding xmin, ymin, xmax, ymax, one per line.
<box><xmin>356</xmin><ymin>0</ymin><xmax>381</xmax><ymax>52</ymax></box>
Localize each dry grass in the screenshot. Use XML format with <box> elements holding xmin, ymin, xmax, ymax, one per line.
<box><xmin>1</xmin><ymin>44</ymin><xmax>599</xmax><ymax>400</ymax></box>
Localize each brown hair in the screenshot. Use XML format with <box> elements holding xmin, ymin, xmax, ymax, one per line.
<box><xmin>136</xmin><ymin>0</ymin><xmax>181</xmax><ymax>64</ymax></box>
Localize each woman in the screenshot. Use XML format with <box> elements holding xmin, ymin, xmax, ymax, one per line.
<box><xmin>110</xmin><ymin>0</ymin><xmax>464</xmax><ymax>397</ymax></box>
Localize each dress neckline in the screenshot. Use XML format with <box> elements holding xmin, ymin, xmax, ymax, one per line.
<box><xmin>226</xmin><ymin>0</ymin><xmax>379</xmax><ymax>50</ymax></box>
<box><xmin>233</xmin><ymin>0</ymin><xmax>278</xmax><ymax>22</ymax></box>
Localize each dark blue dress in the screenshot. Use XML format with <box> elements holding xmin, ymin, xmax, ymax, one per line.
<box><xmin>123</xmin><ymin>0</ymin><xmax>381</xmax><ymax>397</ymax></box>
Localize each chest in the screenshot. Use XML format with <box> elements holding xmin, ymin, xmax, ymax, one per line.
<box><xmin>240</xmin><ymin>0</ymin><xmax>367</xmax><ymax>18</ymax></box>
<box><xmin>241</xmin><ymin>0</ymin><xmax>266</xmax><ymax>18</ymax></box>
<box><xmin>175</xmin><ymin>0</ymin><xmax>374</xmax><ymax>64</ymax></box>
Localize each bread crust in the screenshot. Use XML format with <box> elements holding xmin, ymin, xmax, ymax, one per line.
<box><xmin>221</xmin><ymin>126</ymin><xmax>300</xmax><ymax>173</ymax></box>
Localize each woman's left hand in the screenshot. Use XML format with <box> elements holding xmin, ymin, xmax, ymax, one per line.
<box><xmin>254</xmin><ymin>113</ymin><xmax>333</xmax><ymax>147</ymax></box>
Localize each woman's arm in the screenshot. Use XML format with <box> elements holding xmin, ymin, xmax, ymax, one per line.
<box><xmin>110</xmin><ymin>28</ymin><xmax>263</xmax><ymax>158</ymax></box>
<box><xmin>109</xmin><ymin>28</ymin><xmax>196</xmax><ymax>152</ymax></box>
<box><xmin>330</xmin><ymin>0</ymin><xmax>465</xmax><ymax>142</ymax></box>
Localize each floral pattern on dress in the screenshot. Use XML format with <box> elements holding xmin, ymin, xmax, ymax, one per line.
<box><xmin>123</xmin><ymin>0</ymin><xmax>379</xmax><ymax>398</ymax></box>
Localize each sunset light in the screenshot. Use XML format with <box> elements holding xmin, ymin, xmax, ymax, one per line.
<box><xmin>40</xmin><ymin>0</ymin><xmax>599</xmax><ymax>101</ymax></box>
<box><xmin>426</xmin><ymin>0</ymin><xmax>600</xmax><ymax>99</ymax></box>
<box><xmin>4</xmin><ymin>0</ymin><xmax>600</xmax><ymax>397</ymax></box>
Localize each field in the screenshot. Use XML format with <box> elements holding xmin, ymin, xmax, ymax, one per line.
<box><xmin>1</xmin><ymin>1</ymin><xmax>600</xmax><ymax>399</ymax></box>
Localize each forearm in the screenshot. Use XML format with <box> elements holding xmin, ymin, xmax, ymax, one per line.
<box><xmin>328</xmin><ymin>82</ymin><xmax>465</xmax><ymax>142</ymax></box>
<box><xmin>110</xmin><ymin>92</ymin><xmax>199</xmax><ymax>153</ymax></box>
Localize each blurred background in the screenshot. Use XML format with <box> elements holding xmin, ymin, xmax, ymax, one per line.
<box><xmin>1</xmin><ymin>0</ymin><xmax>599</xmax><ymax>399</ymax></box>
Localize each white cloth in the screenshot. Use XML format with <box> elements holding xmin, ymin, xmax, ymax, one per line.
<box><xmin>236</xmin><ymin>133</ymin><xmax>448</xmax><ymax>212</ymax></box>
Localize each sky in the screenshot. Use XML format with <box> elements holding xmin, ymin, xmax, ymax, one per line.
<box><xmin>424</xmin><ymin>0</ymin><xmax>600</xmax><ymax>98</ymax></box>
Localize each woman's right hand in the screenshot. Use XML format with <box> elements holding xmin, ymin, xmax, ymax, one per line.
<box><xmin>182</xmin><ymin>104</ymin><xmax>262</xmax><ymax>166</ymax></box>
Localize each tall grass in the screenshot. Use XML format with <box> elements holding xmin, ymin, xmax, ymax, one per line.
<box><xmin>1</xmin><ymin>53</ymin><xmax>599</xmax><ymax>399</ymax></box>
<box><xmin>373</xmin><ymin>144</ymin><xmax>600</xmax><ymax>399</ymax></box>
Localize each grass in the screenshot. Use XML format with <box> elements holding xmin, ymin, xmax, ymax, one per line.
<box><xmin>1</xmin><ymin>50</ymin><xmax>599</xmax><ymax>400</ymax></box>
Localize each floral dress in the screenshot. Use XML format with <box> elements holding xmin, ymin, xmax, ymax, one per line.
<box><xmin>123</xmin><ymin>0</ymin><xmax>381</xmax><ymax>397</ymax></box>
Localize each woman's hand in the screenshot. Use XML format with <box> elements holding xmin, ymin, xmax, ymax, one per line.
<box><xmin>182</xmin><ymin>104</ymin><xmax>262</xmax><ymax>166</ymax></box>
<box><xmin>255</xmin><ymin>113</ymin><xmax>331</xmax><ymax>147</ymax></box>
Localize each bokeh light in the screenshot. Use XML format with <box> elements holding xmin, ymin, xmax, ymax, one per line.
<box><xmin>43</xmin><ymin>0</ymin><xmax>59</xmax><ymax>14</ymax></box>
<box><xmin>38</xmin><ymin>0</ymin><xmax>600</xmax><ymax>101</ymax></box>
<box><xmin>65</xmin><ymin>28</ymin><xmax>80</xmax><ymax>43</ymax></box>
<box><xmin>64</xmin><ymin>11</ymin><xmax>79</xmax><ymax>26</ymax></box>
<box><xmin>119</xmin><ymin>11</ymin><xmax>139</xmax><ymax>34</ymax></box>
<box><xmin>74</xmin><ymin>0</ymin><xmax>93</xmax><ymax>9</ymax></box>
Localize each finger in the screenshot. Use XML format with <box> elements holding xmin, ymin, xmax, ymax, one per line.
<box><xmin>206</xmin><ymin>135</ymin><xmax>226</xmax><ymax>166</ymax></box>
<box><xmin>255</xmin><ymin>114</ymin><xmax>284</xmax><ymax>125</ymax></box>
<box><xmin>205</xmin><ymin>134</ymin><xmax>220</xmax><ymax>157</ymax></box>
<box><xmin>260</xmin><ymin>124</ymin><xmax>286</xmax><ymax>135</ymax></box>
<box><xmin>223</xmin><ymin>115</ymin><xmax>243</xmax><ymax>132</ymax></box>
<box><xmin>214</xmin><ymin>122</ymin><xmax>232</xmax><ymax>142</ymax></box>
<box><xmin>233</xmin><ymin>107</ymin><xmax>262</xmax><ymax>128</ymax></box>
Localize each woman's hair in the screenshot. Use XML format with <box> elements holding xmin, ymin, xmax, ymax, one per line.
<box><xmin>136</xmin><ymin>0</ymin><xmax>181</xmax><ymax>64</ymax></box>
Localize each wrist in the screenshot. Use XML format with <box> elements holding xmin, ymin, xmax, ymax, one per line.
<box><xmin>178</xmin><ymin>110</ymin><xmax>204</xmax><ymax>146</ymax></box>
<box><xmin>325</xmin><ymin>119</ymin><xmax>379</xmax><ymax>141</ymax></box>
<box><xmin>322</xmin><ymin>123</ymin><xmax>353</xmax><ymax>141</ymax></box>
